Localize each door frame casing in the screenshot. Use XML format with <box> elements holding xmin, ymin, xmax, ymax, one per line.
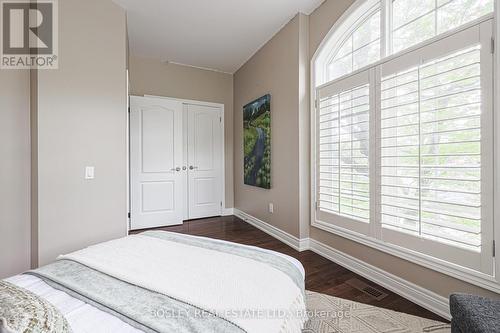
<box><xmin>128</xmin><ymin>94</ymin><xmax>226</xmax><ymax>230</ymax></box>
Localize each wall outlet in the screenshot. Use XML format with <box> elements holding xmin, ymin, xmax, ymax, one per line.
<box><xmin>269</xmin><ymin>203</ymin><xmax>274</xmax><ymax>214</ymax></box>
<box><xmin>85</xmin><ymin>166</ymin><xmax>95</xmax><ymax>180</ymax></box>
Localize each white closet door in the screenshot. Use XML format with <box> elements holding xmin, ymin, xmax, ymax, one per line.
<box><xmin>187</xmin><ymin>104</ymin><xmax>223</xmax><ymax>219</ymax></box>
<box><xmin>130</xmin><ymin>96</ymin><xmax>184</xmax><ymax>230</ymax></box>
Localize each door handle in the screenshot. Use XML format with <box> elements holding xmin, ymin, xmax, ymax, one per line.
<box><xmin>189</xmin><ymin>166</ymin><xmax>198</xmax><ymax>170</ymax></box>
<box><xmin>171</xmin><ymin>167</ymin><xmax>181</xmax><ymax>172</ymax></box>
<box><xmin>182</xmin><ymin>166</ymin><xmax>187</xmax><ymax>171</ymax></box>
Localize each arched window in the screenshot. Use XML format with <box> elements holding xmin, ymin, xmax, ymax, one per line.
<box><xmin>314</xmin><ymin>0</ymin><xmax>493</xmax><ymax>87</ymax></box>
<box><xmin>311</xmin><ymin>0</ymin><xmax>497</xmax><ymax>288</ymax></box>
<box><xmin>315</xmin><ymin>0</ymin><xmax>380</xmax><ymax>85</ymax></box>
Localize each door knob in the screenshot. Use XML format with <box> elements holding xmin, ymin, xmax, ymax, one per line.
<box><xmin>189</xmin><ymin>166</ymin><xmax>198</xmax><ymax>170</ymax></box>
<box><xmin>182</xmin><ymin>166</ymin><xmax>187</xmax><ymax>171</ymax></box>
<box><xmin>171</xmin><ymin>167</ymin><xmax>181</xmax><ymax>172</ymax></box>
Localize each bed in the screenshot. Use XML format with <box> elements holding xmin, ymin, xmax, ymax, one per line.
<box><xmin>1</xmin><ymin>231</ymin><xmax>306</xmax><ymax>333</ymax></box>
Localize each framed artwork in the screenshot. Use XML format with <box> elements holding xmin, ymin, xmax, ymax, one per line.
<box><xmin>243</xmin><ymin>94</ymin><xmax>271</xmax><ymax>189</ymax></box>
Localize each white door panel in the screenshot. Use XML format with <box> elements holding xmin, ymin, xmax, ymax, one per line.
<box><xmin>130</xmin><ymin>96</ymin><xmax>184</xmax><ymax>230</ymax></box>
<box><xmin>187</xmin><ymin>104</ymin><xmax>223</xmax><ymax>219</ymax></box>
<box><xmin>141</xmin><ymin>108</ymin><xmax>174</xmax><ymax>173</ymax></box>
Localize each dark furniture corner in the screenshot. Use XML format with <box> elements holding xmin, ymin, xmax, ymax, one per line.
<box><xmin>450</xmin><ymin>293</ymin><xmax>500</xmax><ymax>332</ymax></box>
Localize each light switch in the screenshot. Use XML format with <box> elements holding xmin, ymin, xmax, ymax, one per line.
<box><xmin>269</xmin><ymin>203</ymin><xmax>274</xmax><ymax>214</ymax></box>
<box><xmin>85</xmin><ymin>166</ymin><xmax>95</xmax><ymax>180</ymax></box>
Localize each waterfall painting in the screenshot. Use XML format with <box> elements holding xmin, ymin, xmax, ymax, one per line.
<box><xmin>243</xmin><ymin>94</ymin><xmax>271</xmax><ymax>189</ymax></box>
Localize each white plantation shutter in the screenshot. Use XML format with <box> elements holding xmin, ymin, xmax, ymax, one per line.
<box><xmin>313</xmin><ymin>20</ymin><xmax>494</xmax><ymax>275</ymax></box>
<box><xmin>381</xmin><ymin>46</ymin><xmax>482</xmax><ymax>249</ymax></box>
<box><xmin>316</xmin><ymin>70</ymin><xmax>374</xmax><ymax>235</ymax></box>
<box><xmin>378</xmin><ymin>22</ymin><xmax>493</xmax><ymax>273</ymax></box>
<box><xmin>319</xmin><ymin>85</ymin><xmax>370</xmax><ymax>221</ymax></box>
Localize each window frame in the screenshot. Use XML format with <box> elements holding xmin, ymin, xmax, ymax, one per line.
<box><xmin>311</xmin><ymin>2</ymin><xmax>499</xmax><ymax>292</ymax></box>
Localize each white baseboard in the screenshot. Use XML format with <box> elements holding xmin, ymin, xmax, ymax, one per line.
<box><xmin>299</xmin><ymin>237</ymin><xmax>310</xmax><ymax>251</ymax></box>
<box><xmin>232</xmin><ymin>209</ymin><xmax>450</xmax><ymax>320</ymax></box>
<box><xmin>308</xmin><ymin>239</ymin><xmax>451</xmax><ymax>320</ymax></box>
<box><xmin>233</xmin><ymin>209</ymin><xmax>309</xmax><ymax>252</ymax></box>
<box><xmin>222</xmin><ymin>208</ymin><xmax>234</xmax><ymax>216</ymax></box>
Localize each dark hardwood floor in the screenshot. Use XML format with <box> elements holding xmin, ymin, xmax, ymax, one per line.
<box><xmin>130</xmin><ymin>215</ymin><xmax>446</xmax><ymax>322</ymax></box>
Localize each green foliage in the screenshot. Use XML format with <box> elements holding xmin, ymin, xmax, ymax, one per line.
<box><xmin>244</xmin><ymin>128</ymin><xmax>258</xmax><ymax>156</ymax></box>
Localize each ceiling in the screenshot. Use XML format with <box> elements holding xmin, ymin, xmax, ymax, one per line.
<box><xmin>113</xmin><ymin>0</ymin><xmax>324</xmax><ymax>74</ymax></box>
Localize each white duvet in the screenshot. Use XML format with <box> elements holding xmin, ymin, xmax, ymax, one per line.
<box><xmin>7</xmin><ymin>237</ymin><xmax>306</xmax><ymax>333</ymax></box>
<box><xmin>58</xmin><ymin>234</ymin><xmax>306</xmax><ymax>333</ymax></box>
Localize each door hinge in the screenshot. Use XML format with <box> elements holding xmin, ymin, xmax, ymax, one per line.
<box><xmin>128</xmin><ymin>212</ymin><xmax>131</xmax><ymax>218</ymax></box>
<box><xmin>315</xmin><ymin>99</ymin><xmax>319</xmax><ymax>109</ymax></box>
<box><xmin>128</xmin><ymin>107</ymin><xmax>130</xmax><ymax>113</ymax></box>
<box><xmin>220</xmin><ymin>201</ymin><xmax>223</xmax><ymax>207</ymax></box>
<box><xmin>220</xmin><ymin>116</ymin><xmax>222</xmax><ymax>123</ymax></box>
<box><xmin>315</xmin><ymin>201</ymin><xmax>319</xmax><ymax>209</ymax></box>
<box><xmin>491</xmin><ymin>37</ymin><xmax>495</xmax><ymax>54</ymax></box>
<box><xmin>493</xmin><ymin>240</ymin><xmax>496</xmax><ymax>257</ymax></box>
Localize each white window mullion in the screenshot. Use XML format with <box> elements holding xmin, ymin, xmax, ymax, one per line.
<box><xmin>417</xmin><ymin>65</ymin><xmax>422</xmax><ymax>237</ymax></box>
<box><xmin>371</xmin><ymin>67</ymin><xmax>382</xmax><ymax>239</ymax></box>
<box><xmin>380</xmin><ymin>0</ymin><xmax>387</xmax><ymax>58</ymax></box>
<box><xmin>433</xmin><ymin>0</ymin><xmax>438</xmax><ymax>37</ymax></box>
<box><xmin>479</xmin><ymin>19</ymin><xmax>494</xmax><ymax>273</ymax></box>
<box><xmin>314</xmin><ymin>89</ymin><xmax>321</xmax><ymax>213</ymax></box>
<box><xmin>380</xmin><ymin>0</ymin><xmax>392</xmax><ymax>57</ymax></box>
<box><xmin>337</xmin><ymin>92</ymin><xmax>342</xmax><ymax>213</ymax></box>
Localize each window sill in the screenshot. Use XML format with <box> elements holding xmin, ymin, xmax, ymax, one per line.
<box><xmin>311</xmin><ymin>219</ymin><xmax>500</xmax><ymax>294</ymax></box>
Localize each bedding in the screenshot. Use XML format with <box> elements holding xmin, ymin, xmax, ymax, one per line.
<box><xmin>3</xmin><ymin>231</ymin><xmax>306</xmax><ymax>333</ymax></box>
<box><xmin>6</xmin><ymin>274</ymin><xmax>142</xmax><ymax>333</ymax></box>
<box><xmin>0</xmin><ymin>280</ymin><xmax>71</xmax><ymax>333</ymax></box>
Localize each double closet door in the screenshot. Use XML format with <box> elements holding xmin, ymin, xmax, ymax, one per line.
<box><xmin>130</xmin><ymin>96</ymin><xmax>223</xmax><ymax>230</ymax></box>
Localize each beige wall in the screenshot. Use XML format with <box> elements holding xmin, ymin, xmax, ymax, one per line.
<box><xmin>0</xmin><ymin>71</ymin><xmax>31</xmax><ymax>278</ymax></box>
<box><xmin>34</xmin><ymin>0</ymin><xmax>128</xmax><ymax>265</ymax></box>
<box><xmin>234</xmin><ymin>14</ymin><xmax>310</xmax><ymax>238</ymax></box>
<box><xmin>129</xmin><ymin>57</ymin><xmax>234</xmax><ymax>208</ymax></box>
<box><xmin>308</xmin><ymin>0</ymin><xmax>355</xmax><ymax>57</ymax></box>
<box><xmin>30</xmin><ymin>69</ymin><xmax>38</xmax><ymax>268</ymax></box>
<box><xmin>234</xmin><ymin>0</ymin><xmax>500</xmax><ymax>302</ymax></box>
<box><xmin>298</xmin><ymin>14</ymin><xmax>311</xmax><ymax>239</ymax></box>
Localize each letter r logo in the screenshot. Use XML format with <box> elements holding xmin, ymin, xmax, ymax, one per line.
<box><xmin>2</xmin><ymin>1</ymin><xmax>53</xmax><ymax>54</ymax></box>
